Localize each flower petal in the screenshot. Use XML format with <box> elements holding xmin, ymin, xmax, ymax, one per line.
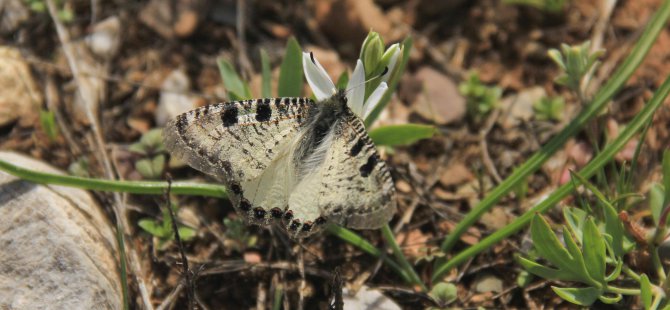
<box><xmin>303</xmin><ymin>52</ymin><xmax>336</xmax><ymax>101</ymax></box>
<box><xmin>346</xmin><ymin>59</ymin><xmax>366</xmax><ymax>117</ymax></box>
<box><xmin>362</xmin><ymin>82</ymin><xmax>388</xmax><ymax>120</ymax></box>
<box><xmin>382</xmin><ymin>44</ymin><xmax>400</xmax><ymax>83</ymax></box>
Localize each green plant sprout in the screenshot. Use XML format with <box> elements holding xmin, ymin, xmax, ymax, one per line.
<box><xmin>138</xmin><ymin>202</ymin><xmax>196</xmax><ymax>249</ymax></box>
<box><xmin>129</xmin><ymin>129</ymin><xmax>166</xmax><ymax>179</ymax></box>
<box><xmin>548</xmin><ymin>41</ymin><xmax>604</xmax><ymax>100</ymax></box>
<box><xmin>39</xmin><ymin>110</ymin><xmax>59</xmax><ymax>141</ymax></box>
<box><xmin>533</xmin><ymin>96</ymin><xmax>565</xmax><ymax>121</ymax></box>
<box><xmin>25</xmin><ymin>0</ymin><xmax>74</xmax><ymax>22</ymax></box>
<box><xmin>459</xmin><ymin>72</ymin><xmax>502</xmax><ymax>122</ymax></box>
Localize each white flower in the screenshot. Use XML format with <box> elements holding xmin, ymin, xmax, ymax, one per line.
<box><xmin>303</xmin><ymin>52</ymin><xmax>388</xmax><ymax>121</ymax></box>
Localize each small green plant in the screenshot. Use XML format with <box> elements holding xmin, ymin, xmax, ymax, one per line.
<box><xmin>223</xmin><ymin>218</ymin><xmax>257</xmax><ymax>252</ymax></box>
<box><xmin>548</xmin><ymin>41</ymin><xmax>604</xmax><ymax>98</ymax></box>
<box><xmin>458</xmin><ymin>72</ymin><xmax>502</xmax><ymax>122</ymax></box>
<box><xmin>428</xmin><ymin>282</ymin><xmax>458</xmax><ymax>309</ymax></box>
<box><xmin>138</xmin><ymin>203</ymin><xmax>196</xmax><ymax>249</ymax></box>
<box><xmin>24</xmin><ymin>0</ymin><xmax>74</xmax><ymax>22</ymax></box>
<box><xmin>129</xmin><ymin>129</ymin><xmax>166</xmax><ymax>179</ymax></box>
<box><xmin>502</xmin><ymin>0</ymin><xmax>567</xmax><ymax>13</ymax></box>
<box><xmin>533</xmin><ymin>96</ymin><xmax>565</xmax><ymax>121</ymax></box>
<box><xmin>39</xmin><ymin>110</ymin><xmax>59</xmax><ymax>141</ymax></box>
<box><xmin>515</xmin><ymin>161</ymin><xmax>670</xmax><ymax>307</ymax></box>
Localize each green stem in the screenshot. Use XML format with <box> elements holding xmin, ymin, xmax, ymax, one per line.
<box><xmin>606</xmin><ymin>285</ymin><xmax>640</xmax><ymax>296</ymax></box>
<box><xmin>622</xmin><ymin>265</ymin><xmax>642</xmax><ymax>282</ymax></box>
<box><xmin>432</xmin><ymin>71</ymin><xmax>670</xmax><ymax>281</ymax></box>
<box><xmin>438</xmin><ymin>0</ymin><xmax>670</xmax><ymax>255</ymax></box>
<box><xmin>0</xmin><ymin>159</ymin><xmax>227</xmax><ymax>198</ymax></box>
<box><xmin>651</xmin><ymin>292</ymin><xmax>664</xmax><ymax>310</ymax></box>
<box><xmin>380</xmin><ymin>224</ymin><xmax>427</xmax><ymax>291</ymax></box>
<box><xmin>651</xmin><ymin>244</ymin><xmax>668</xmax><ymax>284</ymax></box>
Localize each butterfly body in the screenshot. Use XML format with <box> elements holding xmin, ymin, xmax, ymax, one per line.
<box><xmin>163</xmin><ymin>91</ymin><xmax>396</xmax><ymax>237</ymax></box>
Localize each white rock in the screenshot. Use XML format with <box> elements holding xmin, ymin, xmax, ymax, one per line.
<box><xmin>343</xmin><ymin>285</ymin><xmax>401</xmax><ymax>310</ymax></box>
<box><xmin>155</xmin><ymin>69</ymin><xmax>199</xmax><ymax>126</ymax></box>
<box><xmin>0</xmin><ymin>152</ymin><xmax>121</xmax><ymax>309</ymax></box>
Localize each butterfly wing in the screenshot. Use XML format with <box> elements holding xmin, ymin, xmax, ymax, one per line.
<box><xmin>286</xmin><ymin>110</ymin><xmax>396</xmax><ymax>235</ymax></box>
<box><xmin>163</xmin><ymin>97</ymin><xmax>315</xmax><ymax>223</ymax></box>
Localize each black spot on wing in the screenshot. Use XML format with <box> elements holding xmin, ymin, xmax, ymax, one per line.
<box><xmin>222</xmin><ymin>103</ymin><xmax>238</xmax><ymax>127</ymax></box>
<box><xmin>239</xmin><ymin>198</ymin><xmax>252</xmax><ymax>211</ymax></box>
<box><xmin>349</xmin><ymin>138</ymin><xmax>366</xmax><ymax>157</ymax></box>
<box><xmin>256</xmin><ymin>100</ymin><xmax>272</xmax><ymax>122</ymax></box>
<box><xmin>359</xmin><ymin>154</ymin><xmax>378</xmax><ymax>177</ymax></box>
<box><xmin>270</xmin><ymin>208</ymin><xmax>283</xmax><ymax>219</ymax></box>
<box><xmin>253</xmin><ymin>207</ymin><xmax>266</xmax><ymax>219</ymax></box>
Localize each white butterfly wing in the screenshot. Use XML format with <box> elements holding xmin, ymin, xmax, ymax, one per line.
<box><xmin>163</xmin><ymin>97</ymin><xmax>314</xmax><ymax>223</ymax></box>
<box><xmin>286</xmin><ymin>111</ymin><xmax>396</xmax><ymax>235</ymax></box>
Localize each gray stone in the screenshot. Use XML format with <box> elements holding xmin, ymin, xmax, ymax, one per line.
<box><xmin>0</xmin><ymin>152</ymin><xmax>121</xmax><ymax>309</ymax></box>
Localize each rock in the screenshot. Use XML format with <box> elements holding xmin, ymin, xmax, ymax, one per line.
<box><xmin>499</xmin><ymin>86</ymin><xmax>546</xmax><ymax>129</ymax></box>
<box><xmin>343</xmin><ymin>285</ymin><xmax>401</xmax><ymax>310</ymax></box>
<box><xmin>312</xmin><ymin>0</ymin><xmax>392</xmax><ymax>47</ymax></box>
<box><xmin>0</xmin><ymin>47</ymin><xmax>42</xmax><ymax>127</ymax></box>
<box><xmin>155</xmin><ymin>69</ymin><xmax>200</xmax><ymax>126</ymax></box>
<box><xmin>412</xmin><ymin>67</ymin><xmax>466</xmax><ymax>125</ymax></box>
<box><xmin>0</xmin><ymin>151</ymin><xmax>121</xmax><ymax>309</ymax></box>
<box><xmin>474</xmin><ymin>274</ymin><xmax>504</xmax><ymax>294</ymax></box>
<box><xmin>86</xmin><ymin>16</ymin><xmax>122</xmax><ymax>60</ymax></box>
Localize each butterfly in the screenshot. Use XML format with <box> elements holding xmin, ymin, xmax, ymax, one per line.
<box><xmin>163</xmin><ymin>58</ymin><xmax>396</xmax><ymax>238</ymax></box>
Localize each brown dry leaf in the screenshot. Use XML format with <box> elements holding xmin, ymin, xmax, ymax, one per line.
<box><xmin>244</xmin><ymin>251</ymin><xmax>262</xmax><ymax>264</ymax></box>
<box><xmin>395</xmin><ymin>229</ymin><xmax>431</xmax><ymax>259</ymax></box>
<box><xmin>480</xmin><ymin>207</ymin><xmax>513</xmax><ymax>231</ymax></box>
<box><xmin>439</xmin><ymin>163</ymin><xmax>474</xmax><ymax>187</ymax></box>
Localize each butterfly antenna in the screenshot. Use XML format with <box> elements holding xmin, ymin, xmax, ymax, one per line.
<box><xmin>344</xmin><ymin>66</ymin><xmax>389</xmax><ymax>95</ymax></box>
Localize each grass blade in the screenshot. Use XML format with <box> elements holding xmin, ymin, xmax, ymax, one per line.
<box><xmin>217</xmin><ymin>58</ymin><xmax>252</xmax><ymax>100</ymax></box>
<box><xmin>278</xmin><ymin>37</ymin><xmax>303</xmax><ymax>97</ymax></box>
<box><xmin>369</xmin><ymin>124</ymin><xmax>437</xmax><ymax>147</ymax></box>
<box><xmin>260</xmin><ymin>48</ymin><xmax>272</xmax><ymax>98</ymax></box>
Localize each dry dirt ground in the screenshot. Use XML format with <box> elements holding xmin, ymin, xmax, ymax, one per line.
<box><xmin>1</xmin><ymin>0</ymin><xmax>670</xmax><ymax>308</ymax></box>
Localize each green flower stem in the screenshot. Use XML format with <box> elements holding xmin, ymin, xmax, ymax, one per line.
<box><xmin>437</xmin><ymin>0</ymin><xmax>670</xmax><ymax>255</ymax></box>
<box><xmin>0</xmin><ymin>159</ymin><xmax>228</xmax><ymax>198</ymax></box>
<box><xmin>380</xmin><ymin>224</ymin><xmax>427</xmax><ymax>291</ymax></box>
<box><xmin>325</xmin><ymin>225</ymin><xmax>413</xmax><ymax>284</ymax></box>
<box><xmin>432</xmin><ymin>71</ymin><xmax>670</xmax><ymax>281</ymax></box>
<box><xmin>622</xmin><ymin>265</ymin><xmax>642</xmax><ymax>282</ymax></box>
<box><xmin>650</xmin><ymin>244</ymin><xmax>667</xmax><ymax>284</ymax></box>
<box><xmin>606</xmin><ymin>285</ymin><xmax>640</xmax><ymax>296</ymax></box>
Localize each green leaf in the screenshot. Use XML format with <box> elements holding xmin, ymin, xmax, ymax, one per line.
<box><xmin>336</xmin><ymin>71</ymin><xmax>349</xmax><ymax>90</ymax></box>
<box><xmin>640</xmin><ymin>274</ymin><xmax>652</xmax><ymax>310</ymax></box>
<box><xmin>278</xmin><ymin>37</ymin><xmax>303</xmax><ymax>97</ymax></box>
<box><xmin>603</xmin><ymin>199</ymin><xmax>627</xmax><ymax>257</ymax></box>
<box><xmin>429</xmin><ymin>282</ymin><xmax>457</xmax><ymax>305</ymax></box>
<box><xmin>364</xmin><ymin>36</ymin><xmax>412</xmax><ymax>127</ymax></box>
<box><xmin>650</xmin><ymin>183</ymin><xmax>665</xmax><ymax>226</ymax></box>
<box><xmin>562</xmin><ymin>225</ymin><xmax>596</xmax><ymax>285</ymax></box>
<box><xmin>582</xmin><ymin>217</ymin><xmax>606</xmax><ymax>284</ymax></box>
<box><xmin>563</xmin><ymin>207</ymin><xmax>587</xmax><ymax>244</ymax></box>
<box><xmin>135</xmin><ymin>158</ymin><xmax>156</xmax><ymax>179</ymax></box>
<box><xmin>217</xmin><ymin>58</ymin><xmax>251</xmax><ymax>100</ymax></box>
<box><xmin>530</xmin><ymin>215</ymin><xmax>575</xmax><ymax>271</ymax></box>
<box><xmin>138</xmin><ymin>219</ymin><xmax>168</xmax><ymax>238</ymax></box>
<box><xmin>552</xmin><ymin>286</ymin><xmax>602</xmax><ymax>306</ymax></box>
<box><xmin>177</xmin><ymin>226</ymin><xmax>196</xmax><ymax>241</ymax></box>
<box><xmin>515</xmin><ymin>255</ymin><xmax>583</xmax><ymax>282</ymax></box>
<box><xmin>151</xmin><ymin>155</ymin><xmax>165</xmax><ymax>177</ymax></box>
<box><xmin>663</xmin><ymin>150</ymin><xmax>670</xmax><ymax>206</ymax></box>
<box><xmin>39</xmin><ymin>110</ymin><xmax>59</xmax><ymax>141</ymax></box>
<box><xmin>368</xmin><ymin>124</ymin><xmax>437</xmax><ymax>147</ymax></box>
<box><xmin>260</xmin><ymin>48</ymin><xmax>272</xmax><ymax>98</ymax></box>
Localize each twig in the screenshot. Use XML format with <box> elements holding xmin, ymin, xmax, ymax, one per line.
<box><xmin>297</xmin><ymin>245</ymin><xmax>306</xmax><ymax>310</ymax></box>
<box><xmin>582</xmin><ymin>0</ymin><xmax>617</xmax><ymax>95</ymax></box>
<box><xmin>164</xmin><ymin>174</ymin><xmax>195</xmax><ymax>309</ymax></box>
<box><xmin>156</xmin><ymin>282</ymin><xmax>184</xmax><ymax>310</ymax></box>
<box><xmin>479</xmin><ymin>109</ymin><xmax>503</xmax><ymax>184</ymax></box>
